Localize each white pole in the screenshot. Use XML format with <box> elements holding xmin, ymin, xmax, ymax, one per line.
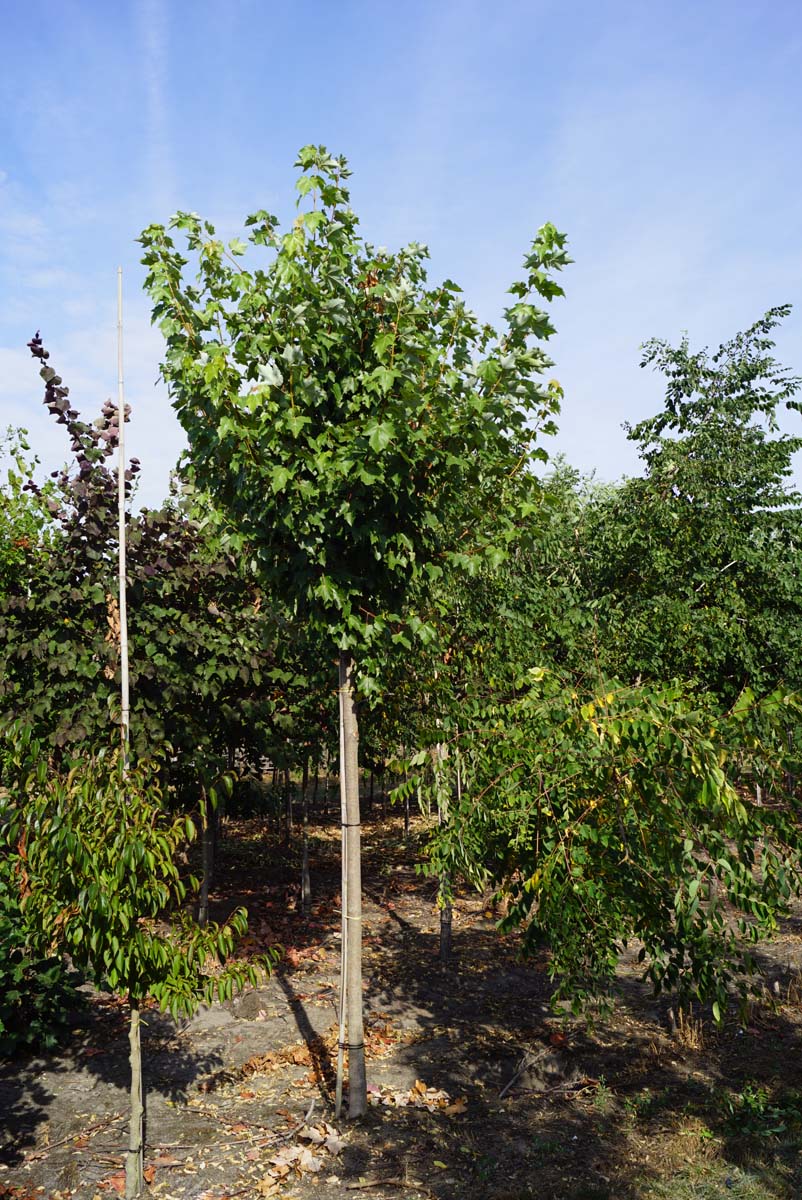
<box><xmin>117</xmin><ymin>267</ymin><xmax>130</xmax><ymax>762</ymax></box>
<box><xmin>334</xmin><ymin>662</ymin><xmax>348</xmax><ymax>1119</ymax></box>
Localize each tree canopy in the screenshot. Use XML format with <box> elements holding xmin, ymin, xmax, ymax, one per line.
<box><xmin>565</xmin><ymin>308</ymin><xmax>802</xmax><ymax>699</ymax></box>
<box><xmin>139</xmin><ymin>145</ymin><xmax>568</xmax><ymax>672</ymax></box>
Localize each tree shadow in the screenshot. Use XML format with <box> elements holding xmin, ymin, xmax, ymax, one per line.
<box><xmin>337</xmin><ymin>916</ymin><xmax>802</xmax><ymax>1199</ymax></box>
<box><xmin>34</xmin><ymin>812</ymin><xmax>789</xmax><ymax>1200</ymax></box>
<box><xmin>0</xmin><ymin>1053</ymin><xmax>60</xmax><ymax>1168</ymax></box>
<box><xmin>0</xmin><ymin>996</ymin><xmax>224</xmax><ymax>1183</ymax></box>
<box><xmin>273</xmin><ymin>963</ymin><xmax>338</xmax><ymax>1107</ymax></box>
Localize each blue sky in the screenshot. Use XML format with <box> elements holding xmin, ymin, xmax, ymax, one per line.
<box><xmin>2</xmin><ymin>0</ymin><xmax>800</xmax><ymax>507</ymax></box>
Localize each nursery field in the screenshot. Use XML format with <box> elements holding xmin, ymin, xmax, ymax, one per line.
<box><xmin>3</xmin><ymin>811</ymin><xmax>802</xmax><ymax>1200</ymax></box>
<box><xmin>3</xmin><ymin>146</ymin><xmax>802</xmax><ymax>1200</ymax></box>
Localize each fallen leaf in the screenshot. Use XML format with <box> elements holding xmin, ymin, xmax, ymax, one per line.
<box><xmin>298</xmin><ymin>1146</ymin><xmax>324</xmax><ymax>1172</ymax></box>
<box><xmin>98</xmin><ymin>1172</ymin><xmax>125</xmax><ymax>1195</ymax></box>
<box><xmin>300</xmin><ymin>1126</ymin><xmax>325</xmax><ymax>1145</ymax></box>
<box><xmin>271</xmin><ymin>1146</ymin><xmax>301</xmax><ymax>1167</ymax></box>
<box><xmin>322</xmin><ymin>1125</ymin><xmax>346</xmax><ymax>1155</ymax></box>
<box><xmin>255</xmin><ymin>1179</ymin><xmax>281</xmax><ymax>1197</ymax></box>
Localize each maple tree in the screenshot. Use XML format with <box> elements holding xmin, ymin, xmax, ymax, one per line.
<box><xmin>140</xmin><ymin>145</ymin><xmax>568</xmax><ymax>1114</ymax></box>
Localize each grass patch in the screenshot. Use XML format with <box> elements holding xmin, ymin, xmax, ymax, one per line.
<box><xmin>640</xmin><ymin>1162</ymin><xmax>789</xmax><ymax>1199</ymax></box>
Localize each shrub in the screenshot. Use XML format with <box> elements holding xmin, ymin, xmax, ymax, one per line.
<box><xmin>0</xmin><ymin>857</ymin><xmax>79</xmax><ymax>1057</ymax></box>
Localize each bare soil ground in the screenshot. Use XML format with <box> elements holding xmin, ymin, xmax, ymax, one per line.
<box><xmin>2</xmin><ymin>812</ymin><xmax>802</xmax><ymax>1200</ymax></box>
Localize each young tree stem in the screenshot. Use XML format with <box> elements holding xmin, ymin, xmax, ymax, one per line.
<box><xmin>125</xmin><ymin>999</ymin><xmax>144</xmax><ymax>1199</ymax></box>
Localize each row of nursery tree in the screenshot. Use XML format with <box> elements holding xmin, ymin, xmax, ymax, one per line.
<box><xmin>2</xmin><ymin>147</ymin><xmax>802</xmax><ymax>1194</ymax></box>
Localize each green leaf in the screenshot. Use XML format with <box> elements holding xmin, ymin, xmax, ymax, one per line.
<box><xmin>285</xmin><ymin>413</ymin><xmax>308</xmax><ymax>437</ymax></box>
<box><xmin>271</xmin><ymin>466</ymin><xmax>292</xmax><ymax>493</ymax></box>
<box><xmin>257</xmin><ymin>361</ymin><xmax>283</xmax><ymax>388</ymax></box>
<box><xmin>365</xmin><ymin>420</ymin><xmax>395</xmax><ymax>454</ymax></box>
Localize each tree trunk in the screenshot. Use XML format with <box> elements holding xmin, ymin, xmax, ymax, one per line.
<box><xmin>198</xmin><ymin>785</ymin><xmax>211</xmax><ymax>928</ymax></box>
<box><xmin>301</xmin><ymin>757</ymin><xmax>311</xmax><ymax>917</ymax></box>
<box><xmin>403</xmin><ymin>770</ymin><xmax>410</xmax><ymax>841</ymax></box>
<box><xmin>339</xmin><ymin>648</ymin><xmax>366</xmax><ymax>1118</ymax></box>
<box><xmin>213</xmin><ymin>786</ymin><xmax>222</xmax><ymax>848</ymax></box>
<box><xmin>335</xmin><ymin>696</ymin><xmax>347</xmax><ymax>1119</ymax></box>
<box><xmin>435</xmin><ymin>744</ymin><xmax>452</xmax><ymax>964</ymax></box>
<box><xmin>125</xmin><ymin>999</ymin><xmax>144</xmax><ymax>1199</ymax></box>
<box><xmin>439</xmin><ymin>878</ymin><xmax>453</xmax><ymax>963</ymax></box>
<box><xmin>284</xmin><ymin>766</ymin><xmax>293</xmax><ymax>843</ymax></box>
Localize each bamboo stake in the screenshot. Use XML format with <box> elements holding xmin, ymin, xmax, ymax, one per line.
<box><xmin>117</xmin><ymin>270</ymin><xmax>142</xmax><ymax>1200</ymax></box>
<box><xmin>117</xmin><ymin>266</ymin><xmax>130</xmax><ymax>765</ymax></box>
<box><xmin>341</xmin><ymin>650</ymin><xmax>366</xmax><ymax>1117</ymax></box>
<box><xmin>335</xmin><ymin>665</ymin><xmax>348</xmax><ymax>1119</ymax></box>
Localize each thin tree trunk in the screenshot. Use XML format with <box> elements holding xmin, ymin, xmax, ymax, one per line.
<box><xmin>199</xmin><ymin>785</ymin><xmax>211</xmax><ymax>928</ymax></box>
<box><xmin>284</xmin><ymin>766</ymin><xmax>293</xmax><ymax>843</ymax></box>
<box><xmin>212</xmin><ymin>791</ymin><xmax>221</xmax><ymax>853</ymax></box>
<box><xmin>439</xmin><ymin>880</ymin><xmax>453</xmax><ymax>963</ymax></box>
<box><xmin>335</xmin><ymin>686</ymin><xmax>348</xmax><ymax>1118</ymax></box>
<box><xmin>404</xmin><ymin>785</ymin><xmax>410</xmax><ymax>840</ymax></box>
<box><xmin>125</xmin><ymin>999</ymin><xmax>144</xmax><ymax>1198</ymax></box>
<box><xmin>436</xmin><ymin>744</ymin><xmax>452</xmax><ymax>964</ymax></box>
<box><xmin>323</xmin><ymin>760</ymin><xmax>330</xmax><ymax>820</ymax></box>
<box><xmin>339</xmin><ymin>648</ymin><xmax>366</xmax><ymax>1117</ymax></box>
<box><xmin>301</xmin><ymin>757</ymin><xmax>311</xmax><ymax>916</ymax></box>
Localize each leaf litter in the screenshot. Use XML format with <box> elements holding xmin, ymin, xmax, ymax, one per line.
<box><xmin>5</xmin><ymin>812</ymin><xmax>802</xmax><ymax>1199</ymax></box>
